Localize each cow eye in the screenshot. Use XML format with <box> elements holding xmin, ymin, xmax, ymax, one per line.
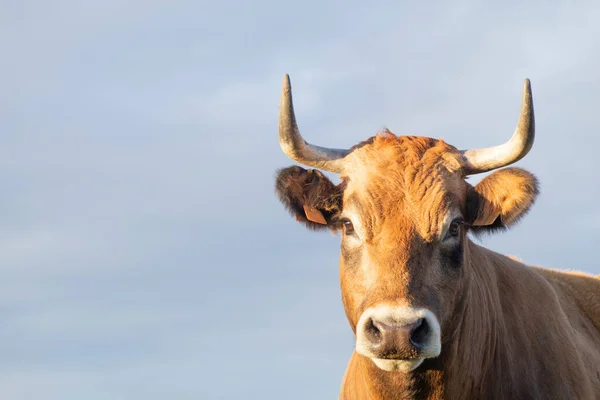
<box><xmin>341</xmin><ymin>219</ymin><xmax>355</xmax><ymax>235</ymax></box>
<box><xmin>448</xmin><ymin>219</ymin><xmax>462</xmax><ymax>238</ymax></box>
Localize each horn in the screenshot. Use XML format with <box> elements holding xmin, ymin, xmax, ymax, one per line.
<box><xmin>278</xmin><ymin>74</ymin><xmax>349</xmax><ymax>173</ymax></box>
<box><xmin>461</xmin><ymin>79</ymin><xmax>535</xmax><ymax>175</ymax></box>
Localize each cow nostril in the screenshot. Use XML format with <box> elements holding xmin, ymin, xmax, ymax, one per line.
<box><xmin>409</xmin><ymin>318</ymin><xmax>429</xmax><ymax>348</ymax></box>
<box><xmin>365</xmin><ymin>318</ymin><xmax>382</xmax><ymax>343</ymax></box>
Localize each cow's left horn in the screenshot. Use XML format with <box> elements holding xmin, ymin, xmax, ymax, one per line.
<box><xmin>461</xmin><ymin>79</ymin><xmax>535</xmax><ymax>175</ymax></box>
<box><xmin>278</xmin><ymin>74</ymin><xmax>349</xmax><ymax>173</ymax></box>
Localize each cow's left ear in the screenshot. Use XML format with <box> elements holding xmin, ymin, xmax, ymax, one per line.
<box><xmin>466</xmin><ymin>167</ymin><xmax>539</xmax><ymax>234</ymax></box>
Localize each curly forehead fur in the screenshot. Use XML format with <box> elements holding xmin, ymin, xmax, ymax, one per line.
<box><xmin>340</xmin><ymin>130</ymin><xmax>466</xmax><ymax>241</ymax></box>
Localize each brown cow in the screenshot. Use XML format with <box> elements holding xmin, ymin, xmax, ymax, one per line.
<box><xmin>273</xmin><ymin>75</ymin><xmax>600</xmax><ymax>399</ymax></box>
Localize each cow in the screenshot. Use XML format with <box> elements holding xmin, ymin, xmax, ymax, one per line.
<box><xmin>273</xmin><ymin>75</ymin><xmax>600</xmax><ymax>399</ymax></box>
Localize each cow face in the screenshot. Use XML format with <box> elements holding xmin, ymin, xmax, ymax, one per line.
<box><xmin>273</xmin><ymin>74</ymin><xmax>538</xmax><ymax>372</ymax></box>
<box><xmin>276</xmin><ymin>132</ymin><xmax>538</xmax><ymax>372</ymax></box>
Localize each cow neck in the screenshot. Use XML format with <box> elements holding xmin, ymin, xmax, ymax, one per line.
<box><xmin>440</xmin><ymin>240</ymin><xmax>508</xmax><ymax>397</ymax></box>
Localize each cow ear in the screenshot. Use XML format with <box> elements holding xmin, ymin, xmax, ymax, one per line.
<box><xmin>275</xmin><ymin>166</ymin><xmax>343</xmax><ymax>231</ymax></box>
<box><xmin>466</xmin><ymin>167</ymin><xmax>539</xmax><ymax>234</ymax></box>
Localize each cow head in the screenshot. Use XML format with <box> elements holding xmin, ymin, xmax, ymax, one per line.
<box><xmin>274</xmin><ymin>75</ymin><xmax>539</xmax><ymax>373</ymax></box>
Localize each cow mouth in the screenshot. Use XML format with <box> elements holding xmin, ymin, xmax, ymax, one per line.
<box><xmin>377</xmin><ymin>353</ymin><xmax>422</xmax><ymax>360</ymax></box>
<box><xmin>370</xmin><ymin>357</ymin><xmax>425</xmax><ymax>373</ymax></box>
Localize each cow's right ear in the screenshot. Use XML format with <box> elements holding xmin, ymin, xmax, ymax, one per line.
<box><xmin>275</xmin><ymin>166</ymin><xmax>344</xmax><ymax>231</ymax></box>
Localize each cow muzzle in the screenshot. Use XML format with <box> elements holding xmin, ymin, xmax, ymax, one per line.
<box><xmin>355</xmin><ymin>305</ymin><xmax>441</xmax><ymax>372</ymax></box>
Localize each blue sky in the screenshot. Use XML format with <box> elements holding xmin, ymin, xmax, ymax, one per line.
<box><xmin>1</xmin><ymin>1</ymin><xmax>599</xmax><ymax>399</ymax></box>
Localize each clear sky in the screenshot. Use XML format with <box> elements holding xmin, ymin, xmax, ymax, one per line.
<box><xmin>1</xmin><ymin>1</ymin><xmax>599</xmax><ymax>399</ymax></box>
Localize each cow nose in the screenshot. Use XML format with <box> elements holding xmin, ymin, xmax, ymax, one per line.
<box><xmin>364</xmin><ymin>317</ymin><xmax>430</xmax><ymax>357</ymax></box>
<box><xmin>355</xmin><ymin>306</ymin><xmax>442</xmax><ymax>365</ymax></box>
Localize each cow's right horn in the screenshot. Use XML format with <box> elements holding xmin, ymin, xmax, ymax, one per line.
<box><xmin>278</xmin><ymin>74</ymin><xmax>350</xmax><ymax>173</ymax></box>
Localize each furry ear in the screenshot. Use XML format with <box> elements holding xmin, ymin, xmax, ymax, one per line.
<box><xmin>466</xmin><ymin>167</ymin><xmax>539</xmax><ymax>234</ymax></box>
<box><xmin>275</xmin><ymin>166</ymin><xmax>344</xmax><ymax>231</ymax></box>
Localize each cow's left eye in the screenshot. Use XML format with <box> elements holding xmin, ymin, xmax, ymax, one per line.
<box><xmin>446</xmin><ymin>218</ymin><xmax>463</xmax><ymax>240</ymax></box>
<box><xmin>449</xmin><ymin>221</ymin><xmax>460</xmax><ymax>237</ymax></box>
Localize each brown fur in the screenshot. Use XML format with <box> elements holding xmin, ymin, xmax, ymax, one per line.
<box><xmin>275</xmin><ymin>166</ymin><xmax>345</xmax><ymax>231</ymax></box>
<box><xmin>466</xmin><ymin>168</ymin><xmax>539</xmax><ymax>235</ymax></box>
<box><xmin>274</xmin><ymin>131</ymin><xmax>600</xmax><ymax>399</ymax></box>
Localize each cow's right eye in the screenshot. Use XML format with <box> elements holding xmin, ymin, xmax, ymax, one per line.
<box><xmin>341</xmin><ymin>219</ymin><xmax>355</xmax><ymax>235</ymax></box>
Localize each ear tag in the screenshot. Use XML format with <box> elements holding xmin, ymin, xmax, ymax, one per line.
<box><xmin>472</xmin><ymin>207</ymin><xmax>501</xmax><ymax>226</ymax></box>
<box><xmin>303</xmin><ymin>205</ymin><xmax>327</xmax><ymax>225</ymax></box>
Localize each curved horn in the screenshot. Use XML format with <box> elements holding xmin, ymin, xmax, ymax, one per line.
<box><xmin>278</xmin><ymin>74</ymin><xmax>350</xmax><ymax>173</ymax></box>
<box><xmin>461</xmin><ymin>79</ymin><xmax>535</xmax><ymax>175</ymax></box>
